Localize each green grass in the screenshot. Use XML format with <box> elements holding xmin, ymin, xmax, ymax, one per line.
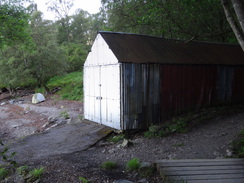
<box><xmin>29</xmin><ymin>167</ymin><xmax>45</xmax><ymax>180</ymax></box>
<box><xmin>17</xmin><ymin>165</ymin><xmax>29</xmax><ymax>176</ymax></box>
<box><xmin>0</xmin><ymin>167</ymin><xmax>9</xmax><ymax>180</ymax></box>
<box><xmin>232</xmin><ymin>129</ymin><xmax>244</xmax><ymax>158</ymax></box>
<box><xmin>100</xmin><ymin>161</ymin><xmax>118</xmax><ymax>170</ymax></box>
<box><xmin>107</xmin><ymin>134</ymin><xmax>125</xmax><ymax>143</ymax></box>
<box><xmin>36</xmin><ymin>72</ymin><xmax>83</xmax><ymax>101</ymax></box>
<box><xmin>79</xmin><ymin>176</ymin><xmax>89</xmax><ymax>183</ymax></box>
<box><xmin>126</xmin><ymin>158</ymin><xmax>141</xmax><ymax>172</ymax></box>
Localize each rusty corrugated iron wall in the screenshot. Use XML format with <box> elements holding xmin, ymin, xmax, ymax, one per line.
<box><xmin>121</xmin><ymin>63</ymin><xmax>244</xmax><ymax>129</ymax></box>
<box><xmin>121</xmin><ymin>63</ymin><xmax>161</xmax><ymax>129</ymax></box>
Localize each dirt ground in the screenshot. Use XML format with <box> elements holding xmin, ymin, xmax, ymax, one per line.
<box><xmin>0</xmin><ymin>90</ymin><xmax>244</xmax><ymax>183</ymax></box>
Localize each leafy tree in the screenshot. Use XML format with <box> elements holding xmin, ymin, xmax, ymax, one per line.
<box><xmin>101</xmin><ymin>0</ymin><xmax>236</xmax><ymax>43</ymax></box>
<box><xmin>26</xmin><ymin>11</ymin><xmax>68</xmax><ymax>92</ymax></box>
<box><xmin>70</xmin><ymin>9</ymin><xmax>91</xmax><ymax>44</ymax></box>
<box><xmin>62</xmin><ymin>42</ymin><xmax>87</xmax><ymax>72</ymax></box>
<box><xmin>47</xmin><ymin>0</ymin><xmax>74</xmax><ymax>43</ymax></box>
<box><xmin>0</xmin><ymin>0</ymin><xmax>30</xmax><ymax>48</ymax></box>
<box><xmin>0</xmin><ymin>45</ymin><xmax>31</xmax><ymax>94</ymax></box>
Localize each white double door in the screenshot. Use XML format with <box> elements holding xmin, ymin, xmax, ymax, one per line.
<box><xmin>84</xmin><ymin>64</ymin><xmax>121</xmax><ymax>129</ymax></box>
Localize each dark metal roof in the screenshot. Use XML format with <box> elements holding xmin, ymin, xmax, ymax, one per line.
<box><xmin>99</xmin><ymin>31</ymin><xmax>244</xmax><ymax>65</ymax></box>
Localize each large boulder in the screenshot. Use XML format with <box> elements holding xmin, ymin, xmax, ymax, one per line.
<box><xmin>32</xmin><ymin>93</ymin><xmax>45</xmax><ymax>104</ymax></box>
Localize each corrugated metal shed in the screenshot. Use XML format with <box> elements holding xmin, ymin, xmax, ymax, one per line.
<box><xmin>84</xmin><ymin>31</ymin><xmax>244</xmax><ymax>130</ymax></box>
<box><xmin>99</xmin><ymin>31</ymin><xmax>244</xmax><ymax>65</ymax></box>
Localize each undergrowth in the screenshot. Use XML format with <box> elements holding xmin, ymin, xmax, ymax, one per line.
<box><xmin>36</xmin><ymin>72</ymin><xmax>83</xmax><ymax>101</ymax></box>
<box><xmin>232</xmin><ymin>129</ymin><xmax>244</xmax><ymax>158</ymax></box>
<box><xmin>144</xmin><ymin>104</ymin><xmax>243</xmax><ymax>139</ymax></box>
<box><xmin>0</xmin><ymin>140</ymin><xmax>45</xmax><ymax>182</ymax></box>
<box><xmin>100</xmin><ymin>161</ymin><xmax>118</xmax><ymax>170</ymax></box>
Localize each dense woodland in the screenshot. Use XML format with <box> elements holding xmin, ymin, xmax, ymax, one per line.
<box><xmin>0</xmin><ymin>0</ymin><xmax>243</xmax><ymax>96</ymax></box>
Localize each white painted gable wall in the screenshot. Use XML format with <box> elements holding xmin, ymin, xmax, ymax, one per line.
<box><xmin>84</xmin><ymin>34</ymin><xmax>121</xmax><ymax>129</ymax></box>
<box><xmin>84</xmin><ymin>34</ymin><xmax>119</xmax><ymax>66</ymax></box>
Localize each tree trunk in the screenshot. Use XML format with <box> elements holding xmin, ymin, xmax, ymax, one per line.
<box><xmin>7</xmin><ymin>86</ymin><xmax>16</xmax><ymax>96</ymax></box>
<box><xmin>41</xmin><ymin>81</ymin><xmax>50</xmax><ymax>94</ymax></box>
<box><xmin>221</xmin><ymin>0</ymin><xmax>244</xmax><ymax>51</ymax></box>
<box><xmin>37</xmin><ymin>78</ymin><xmax>50</xmax><ymax>94</ymax></box>
<box><xmin>231</xmin><ymin>0</ymin><xmax>244</xmax><ymax>33</ymax></box>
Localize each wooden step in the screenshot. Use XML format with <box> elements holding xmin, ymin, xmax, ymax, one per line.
<box><xmin>155</xmin><ymin>158</ymin><xmax>244</xmax><ymax>183</ymax></box>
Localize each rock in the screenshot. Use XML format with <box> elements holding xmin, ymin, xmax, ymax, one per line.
<box><xmin>67</xmin><ymin>118</ymin><xmax>72</xmax><ymax>124</ymax></box>
<box><xmin>1</xmin><ymin>102</ymin><xmax>6</xmax><ymax>105</ymax></box>
<box><xmin>48</xmin><ymin>116</ymin><xmax>59</xmax><ymax>124</ymax></box>
<box><xmin>226</xmin><ymin>149</ymin><xmax>232</xmax><ymax>157</ymax></box>
<box><xmin>140</xmin><ymin>162</ymin><xmax>152</xmax><ymax>169</ymax></box>
<box><xmin>149</xmin><ymin>125</ymin><xmax>160</xmax><ymax>133</ymax></box>
<box><xmin>56</xmin><ymin>117</ymin><xmax>67</xmax><ymax>126</ymax></box>
<box><xmin>12</xmin><ymin>125</ymin><xmax>19</xmax><ymax>128</ymax></box>
<box><xmin>108</xmin><ymin>148</ymin><xmax>115</xmax><ymax>154</ymax></box>
<box><xmin>113</xmin><ymin>180</ymin><xmax>134</xmax><ymax>183</ymax></box>
<box><xmin>138</xmin><ymin>178</ymin><xmax>149</xmax><ymax>183</ymax></box>
<box><xmin>121</xmin><ymin>139</ymin><xmax>133</xmax><ymax>148</ymax></box>
<box><xmin>220</xmin><ymin>133</ymin><xmax>227</xmax><ymax>137</ymax></box>
<box><xmin>15</xmin><ymin>174</ymin><xmax>25</xmax><ymax>183</ymax></box>
<box><xmin>9</xmin><ymin>99</ymin><xmax>15</xmax><ymax>104</ymax></box>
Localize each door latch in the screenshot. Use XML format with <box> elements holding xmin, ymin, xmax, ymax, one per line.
<box><xmin>96</xmin><ymin>96</ymin><xmax>102</xmax><ymax>100</ymax></box>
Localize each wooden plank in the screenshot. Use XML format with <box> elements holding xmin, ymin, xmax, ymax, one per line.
<box><xmin>167</xmin><ymin>173</ymin><xmax>244</xmax><ymax>180</ymax></box>
<box><xmin>157</xmin><ymin>159</ymin><xmax>244</xmax><ymax>183</ymax></box>
<box><xmin>159</xmin><ymin>165</ymin><xmax>244</xmax><ymax>171</ymax></box>
<box><xmin>157</xmin><ymin>161</ymin><xmax>244</xmax><ymax>167</ymax></box>
<box><xmin>156</xmin><ymin>158</ymin><xmax>244</xmax><ymax>163</ymax></box>
<box><xmin>162</xmin><ymin>169</ymin><xmax>244</xmax><ymax>176</ymax></box>
<box><xmin>187</xmin><ymin>179</ymin><xmax>244</xmax><ymax>183</ymax></box>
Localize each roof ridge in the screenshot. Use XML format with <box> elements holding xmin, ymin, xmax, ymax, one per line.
<box><xmin>98</xmin><ymin>31</ymin><xmax>240</xmax><ymax>46</ymax></box>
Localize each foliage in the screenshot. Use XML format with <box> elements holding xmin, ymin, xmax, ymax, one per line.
<box><xmin>0</xmin><ymin>44</ymin><xmax>32</xmax><ymax>93</ymax></box>
<box><xmin>101</xmin><ymin>0</ymin><xmax>237</xmax><ymax>43</ymax></box>
<box><xmin>27</xmin><ymin>11</ymin><xmax>68</xmax><ymax>92</ymax></box>
<box><xmin>0</xmin><ymin>140</ymin><xmax>18</xmax><ymax>167</ymax></box>
<box><xmin>100</xmin><ymin>161</ymin><xmax>118</xmax><ymax>170</ymax></box>
<box><xmin>46</xmin><ymin>72</ymin><xmax>83</xmax><ymax>101</ymax></box>
<box><xmin>0</xmin><ymin>0</ymin><xmax>31</xmax><ymax>48</ymax></box>
<box><xmin>62</xmin><ymin>42</ymin><xmax>88</xmax><ymax>72</ymax></box>
<box><xmin>168</xmin><ymin>117</ymin><xmax>188</xmax><ymax>133</ymax></box>
<box><xmin>139</xmin><ymin>166</ymin><xmax>155</xmax><ymax>178</ymax></box>
<box><xmin>79</xmin><ymin>176</ymin><xmax>89</xmax><ymax>183</ymax></box>
<box><xmin>144</xmin><ymin>131</ymin><xmax>156</xmax><ymax>138</ymax></box>
<box><xmin>144</xmin><ymin>118</ymin><xmax>188</xmax><ymax>138</ymax></box>
<box><xmin>107</xmin><ymin>134</ymin><xmax>125</xmax><ymax>143</ymax></box>
<box><xmin>29</xmin><ymin>167</ymin><xmax>45</xmax><ymax>180</ymax></box>
<box><xmin>126</xmin><ymin>158</ymin><xmax>141</xmax><ymax>172</ymax></box>
<box><xmin>60</xmin><ymin>111</ymin><xmax>70</xmax><ymax>119</ymax></box>
<box><xmin>0</xmin><ymin>167</ymin><xmax>9</xmax><ymax>180</ymax></box>
<box><xmin>16</xmin><ymin>165</ymin><xmax>29</xmax><ymax>176</ymax></box>
<box><xmin>232</xmin><ymin>129</ymin><xmax>244</xmax><ymax>158</ymax></box>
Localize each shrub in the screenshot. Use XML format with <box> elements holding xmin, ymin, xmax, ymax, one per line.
<box><xmin>232</xmin><ymin>129</ymin><xmax>244</xmax><ymax>157</ymax></box>
<box><xmin>0</xmin><ymin>167</ymin><xmax>9</xmax><ymax>180</ymax></box>
<box><xmin>126</xmin><ymin>158</ymin><xmax>141</xmax><ymax>172</ymax></box>
<box><xmin>144</xmin><ymin>131</ymin><xmax>155</xmax><ymax>138</ymax></box>
<box><xmin>29</xmin><ymin>167</ymin><xmax>45</xmax><ymax>180</ymax></box>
